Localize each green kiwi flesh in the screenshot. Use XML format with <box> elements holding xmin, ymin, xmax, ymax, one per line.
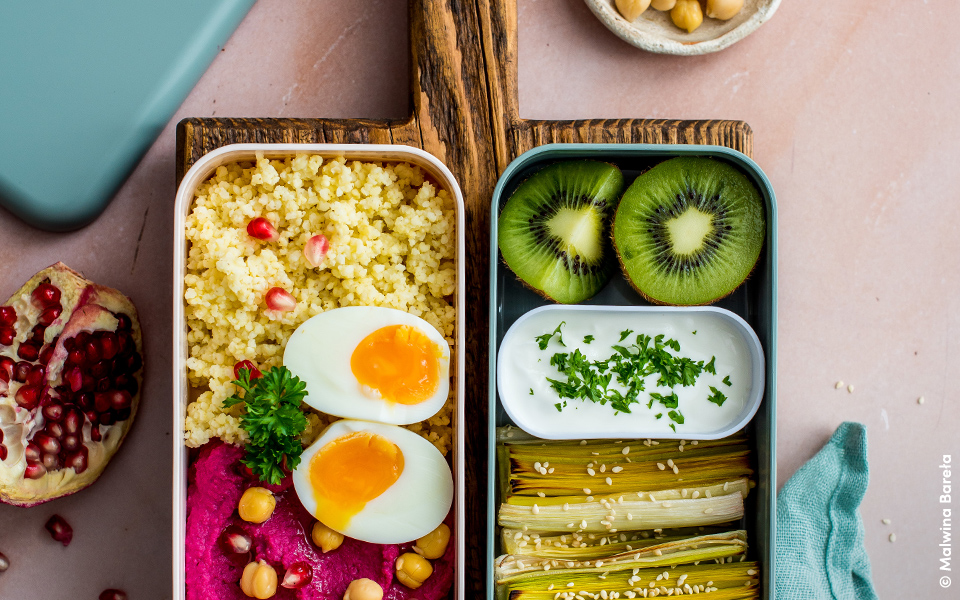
<box><xmin>498</xmin><ymin>161</ymin><xmax>625</xmax><ymax>304</ymax></box>
<box><xmin>612</xmin><ymin>157</ymin><xmax>765</xmax><ymax>306</ymax></box>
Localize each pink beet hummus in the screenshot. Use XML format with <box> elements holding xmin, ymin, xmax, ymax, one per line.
<box><xmin>186</xmin><ymin>442</ymin><xmax>455</xmax><ymax>600</ymax></box>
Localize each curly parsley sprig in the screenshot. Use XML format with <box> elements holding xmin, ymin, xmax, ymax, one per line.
<box><xmin>222</xmin><ymin>366</ymin><xmax>309</xmax><ymax>485</ymax></box>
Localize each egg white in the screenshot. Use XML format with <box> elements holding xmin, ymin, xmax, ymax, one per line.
<box><xmin>293</xmin><ymin>419</ymin><xmax>454</xmax><ymax>544</ymax></box>
<box><xmin>283</xmin><ymin>306</ymin><xmax>450</xmax><ymax>425</ymax></box>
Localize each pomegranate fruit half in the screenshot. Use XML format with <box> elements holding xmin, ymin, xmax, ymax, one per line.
<box><xmin>0</xmin><ymin>263</ymin><xmax>143</xmax><ymax>507</ymax></box>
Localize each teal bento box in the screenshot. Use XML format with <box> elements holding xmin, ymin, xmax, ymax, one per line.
<box><xmin>486</xmin><ymin>144</ymin><xmax>778</xmax><ymax>599</ymax></box>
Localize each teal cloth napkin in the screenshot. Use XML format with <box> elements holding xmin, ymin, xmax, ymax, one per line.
<box><xmin>776</xmin><ymin>422</ymin><xmax>878</xmax><ymax>600</ymax></box>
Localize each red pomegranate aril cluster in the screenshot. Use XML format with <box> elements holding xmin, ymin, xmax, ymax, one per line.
<box><xmin>0</xmin><ymin>306</ymin><xmax>16</xmax><ymax>347</ymax></box>
<box><xmin>4</xmin><ymin>283</ymin><xmax>141</xmax><ymax>480</ymax></box>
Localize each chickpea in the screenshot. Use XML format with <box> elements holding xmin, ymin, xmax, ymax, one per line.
<box><xmin>395</xmin><ymin>552</ymin><xmax>433</xmax><ymax>590</ymax></box>
<box><xmin>240</xmin><ymin>560</ymin><xmax>278</xmax><ymax>599</ymax></box>
<box><xmin>414</xmin><ymin>523</ymin><xmax>450</xmax><ymax>560</ymax></box>
<box><xmin>706</xmin><ymin>0</ymin><xmax>744</xmax><ymax>20</ymax></box>
<box><xmin>238</xmin><ymin>487</ymin><xmax>276</xmax><ymax>524</ymax></box>
<box><xmin>615</xmin><ymin>0</ymin><xmax>651</xmax><ymax>21</ymax></box>
<box><xmin>343</xmin><ymin>578</ymin><xmax>384</xmax><ymax>600</ymax></box>
<box><xmin>311</xmin><ymin>521</ymin><xmax>344</xmax><ymax>553</ymax></box>
<box><xmin>671</xmin><ymin>0</ymin><xmax>703</xmax><ymax>33</ymax></box>
<box><xmin>650</xmin><ymin>0</ymin><xmax>676</xmax><ymax>10</ymax></box>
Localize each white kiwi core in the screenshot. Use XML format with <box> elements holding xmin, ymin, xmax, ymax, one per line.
<box><xmin>665</xmin><ymin>207</ymin><xmax>714</xmax><ymax>255</ymax></box>
<box><xmin>547</xmin><ymin>206</ymin><xmax>603</xmax><ymax>262</ymax></box>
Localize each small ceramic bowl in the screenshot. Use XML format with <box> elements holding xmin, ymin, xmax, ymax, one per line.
<box><xmin>584</xmin><ymin>0</ymin><xmax>781</xmax><ymax>55</ymax></box>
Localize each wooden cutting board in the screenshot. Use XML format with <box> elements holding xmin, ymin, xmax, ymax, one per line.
<box><xmin>176</xmin><ymin>1</ymin><xmax>752</xmax><ymax>597</ymax></box>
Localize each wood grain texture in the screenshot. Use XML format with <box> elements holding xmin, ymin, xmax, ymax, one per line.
<box><xmin>175</xmin><ymin>1</ymin><xmax>753</xmax><ymax>599</ymax></box>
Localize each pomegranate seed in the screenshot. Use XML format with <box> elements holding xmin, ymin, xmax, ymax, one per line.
<box><xmin>13</xmin><ymin>362</ymin><xmax>31</xmax><ymax>382</ymax></box>
<box><xmin>42</xmin><ymin>401</ymin><xmax>63</xmax><ymax>422</ymax></box>
<box><xmin>81</xmin><ymin>374</ymin><xmax>95</xmax><ymax>392</ymax></box>
<box><xmin>37</xmin><ymin>344</ymin><xmax>54</xmax><ymax>365</ymax></box>
<box><xmin>24</xmin><ymin>462</ymin><xmax>45</xmax><ymax>479</ymax></box>
<box><xmin>109</xmin><ymin>390</ymin><xmax>132</xmax><ymax>409</ymax></box>
<box><xmin>63</xmin><ymin>409</ymin><xmax>83</xmax><ymax>434</ymax></box>
<box><xmin>0</xmin><ymin>551</ymin><xmax>7</xmax><ymax>571</ymax></box>
<box><xmin>77</xmin><ymin>393</ymin><xmax>94</xmax><ymax>411</ymax></box>
<box><xmin>84</xmin><ymin>340</ymin><xmax>101</xmax><ymax>364</ymax></box>
<box><xmin>42</xmin><ymin>453</ymin><xmax>59</xmax><ymax>471</ymax></box>
<box><xmin>64</xmin><ymin>447</ymin><xmax>88</xmax><ymax>474</ymax></box>
<box><xmin>25</xmin><ymin>443</ymin><xmax>41</xmax><ymax>462</ymax></box>
<box><xmin>66</xmin><ymin>367</ymin><xmax>83</xmax><ymax>392</ymax></box>
<box><xmin>17</xmin><ymin>343</ymin><xmax>39</xmax><ymax>361</ymax></box>
<box><xmin>99</xmin><ymin>412</ymin><xmax>115</xmax><ymax>426</ymax></box>
<box><xmin>99</xmin><ymin>589</ymin><xmax>128</xmax><ymax>600</ymax></box>
<box><xmin>115</xmin><ymin>313</ymin><xmax>132</xmax><ymax>331</ymax></box>
<box><xmin>0</xmin><ymin>306</ymin><xmax>16</xmax><ymax>326</ymax></box>
<box><xmin>303</xmin><ymin>234</ymin><xmax>330</xmax><ymax>268</ymax></box>
<box><xmin>265</xmin><ymin>287</ymin><xmax>296</xmax><ymax>312</ymax></box>
<box><xmin>44</xmin><ymin>515</ymin><xmax>72</xmax><ymax>546</ymax></box>
<box><xmin>233</xmin><ymin>360</ymin><xmax>262</xmax><ymax>381</ymax></box>
<box><xmin>246</xmin><ymin>217</ymin><xmax>280</xmax><ymax>242</ymax></box>
<box><xmin>66</xmin><ymin>349</ymin><xmax>83</xmax><ymax>366</ymax></box>
<box><xmin>90</xmin><ymin>360</ymin><xmax>109</xmax><ymax>379</ymax></box>
<box><xmin>281</xmin><ymin>561</ymin><xmax>313</xmax><ymax>589</ymax></box>
<box><xmin>0</xmin><ymin>369</ymin><xmax>7</xmax><ymax>385</ymax></box>
<box><xmin>44</xmin><ymin>421</ymin><xmax>64</xmax><ymax>439</ymax></box>
<box><xmin>126</xmin><ymin>352</ymin><xmax>142</xmax><ymax>372</ymax></box>
<box><xmin>91</xmin><ymin>426</ymin><xmax>102</xmax><ymax>442</ymax></box>
<box><xmin>96</xmin><ymin>377</ymin><xmax>111</xmax><ymax>392</ymax></box>
<box><xmin>26</xmin><ymin>365</ymin><xmax>45</xmax><ymax>387</ymax></box>
<box><xmin>99</xmin><ymin>332</ymin><xmax>119</xmax><ymax>360</ymax></box>
<box><xmin>61</xmin><ymin>434</ymin><xmax>81</xmax><ymax>452</ymax></box>
<box><xmin>37</xmin><ymin>305</ymin><xmax>62</xmax><ymax>326</ymax></box>
<box><xmin>0</xmin><ymin>429</ymin><xmax>4</xmax><ymax>443</ymax></box>
<box><xmin>0</xmin><ymin>356</ymin><xmax>13</xmax><ymax>377</ymax></box>
<box><xmin>94</xmin><ymin>393</ymin><xmax>110</xmax><ymax>413</ymax></box>
<box><xmin>15</xmin><ymin>385</ymin><xmax>41</xmax><ymax>410</ymax></box>
<box><xmin>30</xmin><ymin>324</ymin><xmax>46</xmax><ymax>343</ymax></box>
<box><xmin>115</xmin><ymin>407</ymin><xmax>131</xmax><ymax>422</ymax></box>
<box><xmin>31</xmin><ymin>283</ymin><xmax>61</xmax><ymax>308</ymax></box>
<box><xmin>34</xmin><ymin>434</ymin><xmax>60</xmax><ymax>455</ymax></box>
<box><xmin>0</xmin><ymin>327</ymin><xmax>15</xmax><ymax>346</ymax></box>
<box><xmin>0</xmin><ymin>445</ymin><xmax>7</xmax><ymax>461</ymax></box>
<box><xmin>218</xmin><ymin>525</ymin><xmax>253</xmax><ymax>565</ymax></box>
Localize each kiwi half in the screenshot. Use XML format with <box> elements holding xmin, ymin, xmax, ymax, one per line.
<box><xmin>498</xmin><ymin>161</ymin><xmax>624</xmax><ymax>304</ymax></box>
<box><xmin>612</xmin><ymin>157</ymin><xmax>765</xmax><ymax>306</ymax></box>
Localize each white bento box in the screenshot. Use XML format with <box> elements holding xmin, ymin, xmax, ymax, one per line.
<box><xmin>172</xmin><ymin>144</ymin><xmax>466</xmax><ymax>600</ymax></box>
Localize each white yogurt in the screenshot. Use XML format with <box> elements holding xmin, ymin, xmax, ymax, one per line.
<box><xmin>496</xmin><ymin>305</ymin><xmax>764</xmax><ymax>440</ymax></box>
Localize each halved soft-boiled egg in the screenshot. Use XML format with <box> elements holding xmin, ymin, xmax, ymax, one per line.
<box><xmin>283</xmin><ymin>306</ymin><xmax>450</xmax><ymax>424</ymax></box>
<box><xmin>293</xmin><ymin>419</ymin><xmax>453</xmax><ymax>544</ymax></box>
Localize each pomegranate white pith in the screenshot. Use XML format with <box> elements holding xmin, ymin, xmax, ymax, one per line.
<box><xmin>0</xmin><ymin>263</ymin><xmax>143</xmax><ymax>507</ymax></box>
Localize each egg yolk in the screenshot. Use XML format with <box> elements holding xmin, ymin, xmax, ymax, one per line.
<box><xmin>350</xmin><ymin>325</ymin><xmax>443</xmax><ymax>405</ymax></box>
<box><xmin>310</xmin><ymin>431</ymin><xmax>404</xmax><ymax>531</ymax></box>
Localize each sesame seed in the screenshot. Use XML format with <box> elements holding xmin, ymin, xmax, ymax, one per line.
<box><xmin>918</xmin><ymin>396</ymin><xmax>925</xmax><ymax>405</ymax></box>
<box><xmin>889</xmin><ymin>533</ymin><xmax>897</xmax><ymax>542</ymax></box>
<box><xmin>663</xmin><ymin>502</ymin><xmax>672</xmax><ymax>508</ymax></box>
<box><xmin>667</xmin><ymin>459</ymin><xmax>674</xmax><ymax>468</ymax></box>
<box><xmin>705</xmin><ymin>490</ymin><xmax>711</xmax><ymax>498</ymax></box>
<box><xmin>704</xmin><ymin>508</ymin><xmax>714</xmax><ymax>514</ymax></box>
<box><xmin>848</xmin><ymin>384</ymin><xmax>855</xmax><ymax>393</ymax></box>
<box><xmin>651</xmin><ymin>441</ymin><xmax>659</xmax><ymax>445</ymax></box>
<box><xmin>672</xmin><ymin>466</ymin><xmax>679</xmax><ymax>475</ymax></box>
<box><xmin>606</xmin><ymin>477</ymin><xmax>613</xmax><ymax>485</ymax></box>
<box><xmin>591</xmin><ymin>452</ymin><xmax>600</xmax><ymax>456</ymax></box>
<box><xmin>882</xmin><ymin>518</ymin><xmax>891</xmax><ymax>525</ymax></box>
<box><xmin>654</xmin><ymin>549</ymin><xmax>662</xmax><ymax>556</ymax></box>
<box><xmin>588</xmin><ymin>468</ymin><xmax>596</xmax><ymax>476</ymax></box>
<box><xmin>568</xmin><ymin>582</ymin><xmax>575</xmax><ymax>587</ymax></box>
<box><xmin>581</xmin><ymin>520</ymin><xmax>588</xmax><ymax>529</ymax></box>
<box><xmin>649</xmin><ymin>494</ymin><xmax>657</xmax><ymax>502</ymax></box>
<box><xmin>627</xmin><ymin>513</ymin><xmax>634</xmax><ymax>520</ymax></box>
<box><xmin>692</xmin><ymin>491</ymin><xmax>700</xmax><ymax>499</ymax></box>
<box><xmin>835</xmin><ymin>380</ymin><xmax>844</xmax><ymax>389</ymax></box>
<box><xmin>612</xmin><ymin>466</ymin><xmax>623</xmax><ymax>473</ymax></box>
<box><xmin>691</xmin><ymin>441</ymin><xmax>698</xmax><ymax>445</ymax></box>
<box><xmin>625</xmin><ymin>457</ymin><xmax>632</xmax><ymax>463</ymax></box>
<box><xmin>678</xmin><ymin>445</ymin><xmax>684</xmax><ymax>452</ymax></box>
<box><xmin>535</xmin><ymin>462</ymin><xmax>542</xmax><ymax>471</ymax></box>
<box><xmin>532</xmin><ymin>505</ymin><xmax>540</xmax><ymax>514</ymax></box>
<box><xmin>538</xmin><ymin>491</ymin><xmax>546</xmax><ymax>498</ymax></box>
<box><xmin>587</xmin><ymin>496</ymin><xmax>594</xmax><ymax>502</ymax></box>
<box><xmin>723</xmin><ymin>482</ymin><xmax>729</xmax><ymax>491</ymax></box>
<box><xmin>677</xmin><ymin>575</ymin><xmax>687</xmax><ymax>585</ymax></box>
<box><xmin>517</xmin><ymin>560</ymin><xmax>525</xmax><ymax>569</ymax></box>
<box><xmin>564</xmin><ymin>503</ymin><xmax>570</xmax><ymax>511</ymax></box>
<box><xmin>549</xmin><ymin>584</ymin><xmax>555</xmax><ymax>591</ymax></box>
<box><xmin>580</xmin><ymin>440</ymin><xmax>587</xmax><ymax>445</ymax></box>
<box><xmin>600</xmin><ymin>464</ymin><xmax>607</xmax><ymax>473</ymax></box>
<box><xmin>747</xmin><ymin>569</ymin><xmax>757</xmax><ymax>576</ymax></box>
<box><xmin>567</xmin><ymin>523</ymin><xmax>575</xmax><ymax>528</ymax></box>
<box><xmin>681</xmin><ymin>489</ymin><xmax>688</xmax><ymax>498</ymax></box>
<box><xmin>584</xmin><ymin>488</ymin><xmax>592</xmax><ymax>495</ymax></box>
<box><xmin>622</xmin><ymin>446</ymin><xmax>630</xmax><ymax>455</ymax></box>
<box><xmin>657</xmin><ymin>463</ymin><xmax>666</xmax><ymax>470</ymax></box>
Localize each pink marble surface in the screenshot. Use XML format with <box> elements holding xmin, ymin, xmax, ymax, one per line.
<box><xmin>0</xmin><ymin>0</ymin><xmax>956</xmax><ymax>598</ymax></box>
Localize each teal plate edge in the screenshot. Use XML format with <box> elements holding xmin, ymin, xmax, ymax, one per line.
<box><xmin>485</xmin><ymin>143</ymin><xmax>779</xmax><ymax>599</ymax></box>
